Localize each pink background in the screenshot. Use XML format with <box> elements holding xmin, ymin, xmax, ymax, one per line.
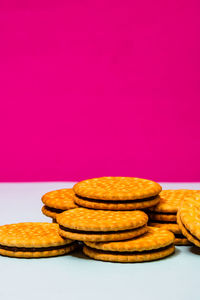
<box><xmin>0</xmin><ymin>1</ymin><xmax>200</xmax><ymax>182</ymax></box>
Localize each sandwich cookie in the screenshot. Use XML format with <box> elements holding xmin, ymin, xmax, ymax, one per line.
<box><xmin>83</xmin><ymin>227</ymin><xmax>175</xmax><ymax>263</ymax></box>
<box><xmin>57</xmin><ymin>207</ymin><xmax>148</xmax><ymax>242</ymax></box>
<box><xmin>73</xmin><ymin>177</ymin><xmax>161</xmax><ymax>210</ymax></box>
<box><xmin>148</xmin><ymin>189</ymin><xmax>198</xmax><ymax>222</ymax></box>
<box><xmin>42</xmin><ymin>189</ymin><xmax>78</xmax><ymax>221</ymax></box>
<box><xmin>177</xmin><ymin>196</ymin><xmax>200</xmax><ymax>247</ymax></box>
<box><xmin>0</xmin><ymin>223</ymin><xmax>77</xmax><ymax>258</ymax></box>
<box><xmin>147</xmin><ymin>190</ymin><xmax>198</xmax><ymax>245</ymax></box>
<box><xmin>149</xmin><ymin>222</ymin><xmax>191</xmax><ymax>246</ymax></box>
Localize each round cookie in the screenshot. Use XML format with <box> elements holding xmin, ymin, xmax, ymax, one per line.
<box><xmin>73</xmin><ymin>177</ymin><xmax>162</xmax><ymax>201</ymax></box>
<box><xmin>83</xmin><ymin>227</ymin><xmax>175</xmax><ymax>262</ymax></box>
<box><xmin>42</xmin><ymin>206</ymin><xmax>60</xmax><ymax>219</ymax></box>
<box><xmin>149</xmin><ymin>189</ymin><xmax>198</xmax><ymax>213</ymax></box>
<box><xmin>149</xmin><ymin>222</ymin><xmax>191</xmax><ymax>246</ymax></box>
<box><xmin>147</xmin><ymin>190</ymin><xmax>197</xmax><ymax>223</ymax></box>
<box><xmin>148</xmin><ymin>213</ymin><xmax>177</xmax><ymax>222</ymax></box>
<box><xmin>56</xmin><ymin>207</ymin><xmax>148</xmax><ymax>242</ymax></box>
<box><xmin>174</xmin><ymin>237</ymin><xmax>191</xmax><ymax>246</ymax></box>
<box><xmin>177</xmin><ymin>212</ymin><xmax>200</xmax><ymax>247</ymax></box>
<box><xmin>149</xmin><ymin>222</ymin><xmax>181</xmax><ymax>234</ymax></box>
<box><xmin>177</xmin><ymin>198</ymin><xmax>200</xmax><ymax>247</ymax></box>
<box><xmin>0</xmin><ymin>223</ymin><xmax>77</xmax><ymax>258</ymax></box>
<box><xmin>184</xmin><ymin>192</ymin><xmax>200</xmax><ymax>205</ymax></box>
<box><xmin>147</xmin><ymin>190</ymin><xmax>198</xmax><ymax>246</ymax></box>
<box><xmin>59</xmin><ymin>225</ymin><xmax>148</xmax><ymax>243</ymax></box>
<box><xmin>83</xmin><ymin>245</ymin><xmax>174</xmax><ymax>263</ymax></box>
<box><xmin>74</xmin><ymin>194</ymin><xmax>160</xmax><ymax>210</ymax></box>
<box><xmin>41</xmin><ymin>188</ymin><xmax>78</xmax><ymax>219</ymax></box>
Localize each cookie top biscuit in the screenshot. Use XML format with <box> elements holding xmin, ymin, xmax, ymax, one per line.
<box><xmin>184</xmin><ymin>192</ymin><xmax>200</xmax><ymax>205</ymax></box>
<box><xmin>83</xmin><ymin>243</ymin><xmax>175</xmax><ymax>263</ymax></box>
<box><xmin>148</xmin><ymin>213</ymin><xmax>177</xmax><ymax>222</ymax></box>
<box><xmin>85</xmin><ymin>227</ymin><xmax>174</xmax><ymax>252</ymax></box>
<box><xmin>42</xmin><ymin>188</ymin><xmax>78</xmax><ymax>210</ymax></box>
<box><xmin>149</xmin><ymin>222</ymin><xmax>181</xmax><ymax>234</ymax></box>
<box><xmin>0</xmin><ymin>223</ymin><xmax>73</xmax><ymax>248</ymax></box>
<box><xmin>73</xmin><ymin>177</ymin><xmax>161</xmax><ymax>200</ymax></box>
<box><xmin>56</xmin><ymin>207</ymin><xmax>148</xmax><ymax>231</ymax></box>
<box><xmin>149</xmin><ymin>189</ymin><xmax>198</xmax><ymax>213</ymax></box>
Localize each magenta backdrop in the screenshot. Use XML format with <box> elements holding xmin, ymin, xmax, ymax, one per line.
<box><xmin>0</xmin><ymin>1</ymin><xmax>200</xmax><ymax>182</ymax></box>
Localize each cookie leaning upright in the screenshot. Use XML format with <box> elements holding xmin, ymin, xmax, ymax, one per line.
<box><xmin>0</xmin><ymin>223</ymin><xmax>77</xmax><ymax>258</ymax></box>
<box><xmin>56</xmin><ymin>207</ymin><xmax>148</xmax><ymax>242</ymax></box>
<box><xmin>83</xmin><ymin>227</ymin><xmax>175</xmax><ymax>263</ymax></box>
<box><xmin>41</xmin><ymin>189</ymin><xmax>78</xmax><ymax>220</ymax></box>
<box><xmin>148</xmin><ymin>190</ymin><xmax>197</xmax><ymax>245</ymax></box>
<box><xmin>177</xmin><ymin>194</ymin><xmax>200</xmax><ymax>247</ymax></box>
<box><xmin>73</xmin><ymin>177</ymin><xmax>161</xmax><ymax>210</ymax></box>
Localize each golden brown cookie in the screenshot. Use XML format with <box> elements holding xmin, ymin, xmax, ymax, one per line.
<box><xmin>74</xmin><ymin>194</ymin><xmax>160</xmax><ymax>210</ymax></box>
<box><xmin>177</xmin><ymin>212</ymin><xmax>200</xmax><ymax>247</ymax></box>
<box><xmin>41</xmin><ymin>189</ymin><xmax>78</xmax><ymax>219</ymax></box>
<box><xmin>149</xmin><ymin>222</ymin><xmax>181</xmax><ymax>234</ymax></box>
<box><xmin>83</xmin><ymin>227</ymin><xmax>175</xmax><ymax>262</ymax></box>
<box><xmin>57</xmin><ymin>207</ymin><xmax>148</xmax><ymax>242</ymax></box>
<box><xmin>149</xmin><ymin>222</ymin><xmax>190</xmax><ymax>246</ymax></box>
<box><xmin>0</xmin><ymin>222</ymin><xmax>77</xmax><ymax>258</ymax></box>
<box><xmin>184</xmin><ymin>192</ymin><xmax>200</xmax><ymax>205</ymax></box>
<box><xmin>147</xmin><ymin>190</ymin><xmax>199</xmax><ymax>223</ymax></box>
<box><xmin>174</xmin><ymin>237</ymin><xmax>191</xmax><ymax>246</ymax></box>
<box><xmin>59</xmin><ymin>225</ymin><xmax>148</xmax><ymax>242</ymax></box>
<box><xmin>73</xmin><ymin>177</ymin><xmax>161</xmax><ymax>201</ymax></box>
<box><xmin>149</xmin><ymin>189</ymin><xmax>198</xmax><ymax>213</ymax></box>
<box><xmin>148</xmin><ymin>213</ymin><xmax>177</xmax><ymax>222</ymax></box>
<box><xmin>177</xmin><ymin>199</ymin><xmax>200</xmax><ymax>247</ymax></box>
<box><xmin>42</xmin><ymin>205</ymin><xmax>58</xmax><ymax>219</ymax></box>
<box><xmin>83</xmin><ymin>244</ymin><xmax>174</xmax><ymax>263</ymax></box>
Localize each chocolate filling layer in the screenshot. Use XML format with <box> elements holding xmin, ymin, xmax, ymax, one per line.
<box><xmin>85</xmin><ymin>244</ymin><xmax>173</xmax><ymax>255</ymax></box>
<box><xmin>75</xmin><ymin>194</ymin><xmax>158</xmax><ymax>204</ymax></box>
<box><xmin>174</xmin><ymin>234</ymin><xmax>186</xmax><ymax>239</ymax></box>
<box><xmin>149</xmin><ymin>211</ymin><xmax>177</xmax><ymax>215</ymax></box>
<box><xmin>148</xmin><ymin>220</ymin><xmax>177</xmax><ymax>224</ymax></box>
<box><xmin>44</xmin><ymin>206</ymin><xmax>65</xmax><ymax>214</ymax></box>
<box><xmin>59</xmin><ymin>225</ymin><xmax>145</xmax><ymax>235</ymax></box>
<box><xmin>0</xmin><ymin>242</ymin><xmax>75</xmax><ymax>253</ymax></box>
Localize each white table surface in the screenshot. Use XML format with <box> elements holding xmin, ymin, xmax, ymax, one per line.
<box><xmin>0</xmin><ymin>182</ymin><xmax>200</xmax><ymax>300</ymax></box>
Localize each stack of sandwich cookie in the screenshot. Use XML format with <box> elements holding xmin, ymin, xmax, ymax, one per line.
<box><xmin>148</xmin><ymin>190</ymin><xmax>197</xmax><ymax>245</ymax></box>
<box><xmin>0</xmin><ymin>223</ymin><xmax>77</xmax><ymax>258</ymax></box>
<box><xmin>83</xmin><ymin>227</ymin><xmax>175</xmax><ymax>262</ymax></box>
<box><xmin>73</xmin><ymin>177</ymin><xmax>162</xmax><ymax>210</ymax></box>
<box><xmin>56</xmin><ymin>207</ymin><xmax>148</xmax><ymax>242</ymax></box>
<box><xmin>42</xmin><ymin>189</ymin><xmax>78</xmax><ymax>222</ymax></box>
<box><xmin>177</xmin><ymin>194</ymin><xmax>200</xmax><ymax>247</ymax></box>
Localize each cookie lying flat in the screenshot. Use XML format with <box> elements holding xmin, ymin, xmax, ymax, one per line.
<box><xmin>148</xmin><ymin>189</ymin><xmax>198</xmax><ymax>222</ymax></box>
<box><xmin>149</xmin><ymin>222</ymin><xmax>191</xmax><ymax>246</ymax></box>
<box><xmin>0</xmin><ymin>223</ymin><xmax>77</xmax><ymax>258</ymax></box>
<box><xmin>148</xmin><ymin>213</ymin><xmax>177</xmax><ymax>222</ymax></box>
<box><xmin>147</xmin><ymin>190</ymin><xmax>197</xmax><ymax>245</ymax></box>
<box><xmin>42</xmin><ymin>188</ymin><xmax>78</xmax><ymax>219</ymax></box>
<box><xmin>74</xmin><ymin>194</ymin><xmax>160</xmax><ymax>210</ymax></box>
<box><xmin>57</xmin><ymin>207</ymin><xmax>148</xmax><ymax>242</ymax></box>
<box><xmin>149</xmin><ymin>190</ymin><xmax>198</xmax><ymax>213</ymax></box>
<box><xmin>174</xmin><ymin>237</ymin><xmax>190</xmax><ymax>246</ymax></box>
<box><xmin>177</xmin><ymin>197</ymin><xmax>200</xmax><ymax>247</ymax></box>
<box><xmin>83</xmin><ymin>227</ymin><xmax>175</xmax><ymax>262</ymax></box>
<box><xmin>73</xmin><ymin>177</ymin><xmax>161</xmax><ymax>210</ymax></box>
